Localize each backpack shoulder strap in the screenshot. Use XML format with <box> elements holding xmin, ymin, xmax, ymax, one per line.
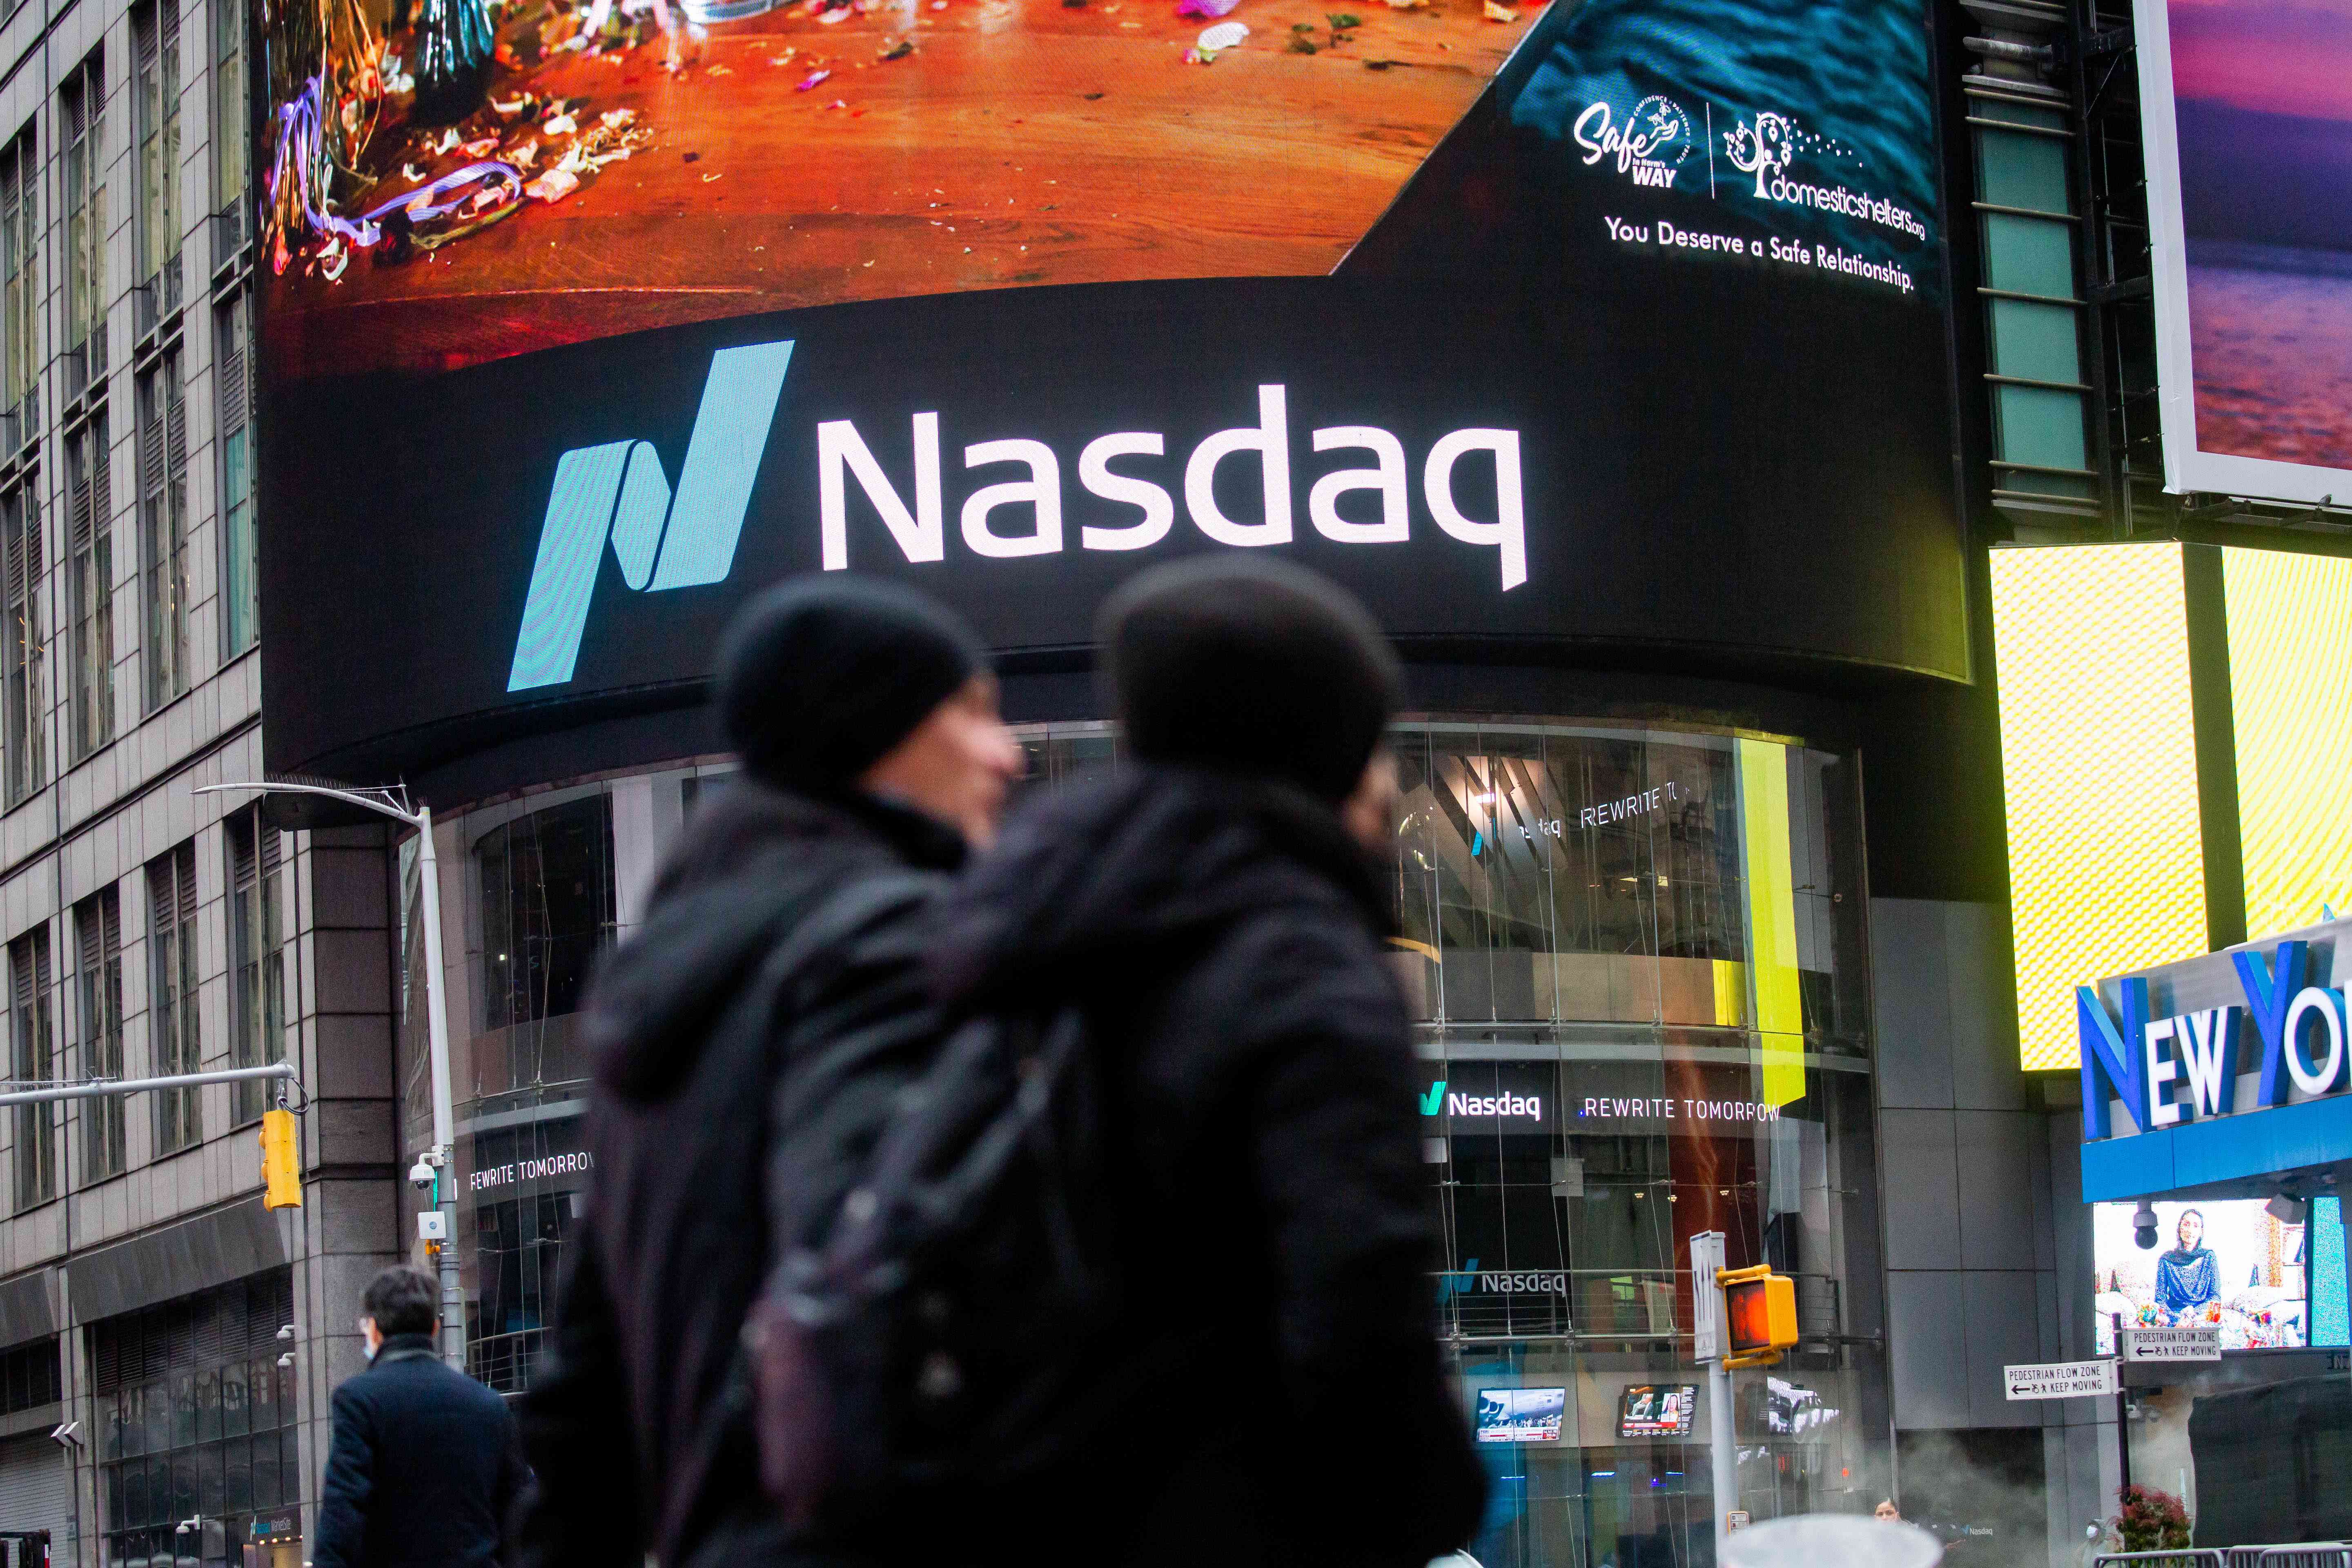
<box><xmin>682</xmin><ymin>866</ymin><xmax>944</xmax><ymax>1510</ymax></box>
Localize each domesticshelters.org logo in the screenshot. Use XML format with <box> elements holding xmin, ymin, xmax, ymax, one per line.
<box><xmin>507</xmin><ymin>341</ymin><xmax>1532</xmax><ymax>691</ymax></box>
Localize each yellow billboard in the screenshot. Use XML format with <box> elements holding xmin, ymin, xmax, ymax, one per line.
<box><xmin>1990</xmin><ymin>543</ymin><xmax>2210</xmax><ymax>1071</ymax></box>
<box><xmin>2222</xmin><ymin>548</ymin><xmax>2352</xmax><ymax>942</ymax></box>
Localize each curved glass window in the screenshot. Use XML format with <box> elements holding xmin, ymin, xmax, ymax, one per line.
<box><xmin>398</xmin><ymin>719</ymin><xmax>1889</xmax><ymax>1544</ymax></box>
<box><xmin>1388</xmin><ymin>723</ymin><xmax>1865</xmax><ymax>1052</ymax></box>
<box><xmin>477</xmin><ymin>794</ymin><xmax>616</xmax><ymax>1031</ymax></box>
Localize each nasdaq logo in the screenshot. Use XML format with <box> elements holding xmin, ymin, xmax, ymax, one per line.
<box><xmin>507</xmin><ymin>341</ymin><xmax>796</xmax><ymax>692</ymax></box>
<box><xmin>1437</xmin><ymin>1256</ymin><xmax>1481</xmax><ymax>1304</ymax></box>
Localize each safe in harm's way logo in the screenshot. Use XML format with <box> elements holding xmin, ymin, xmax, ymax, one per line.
<box><xmin>1572</xmin><ymin>95</ymin><xmax>1695</xmax><ymax>189</ymax></box>
<box><xmin>509</xmin><ymin>343</ymin><xmax>1532</xmax><ymax>692</ymax></box>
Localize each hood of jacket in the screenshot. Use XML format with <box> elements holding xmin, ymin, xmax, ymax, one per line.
<box><xmin>929</xmin><ymin>764</ymin><xmax>1393</xmax><ymax>1007</ymax></box>
<box><xmin>588</xmin><ymin>778</ymin><xmax>965</xmax><ymax>1102</ymax></box>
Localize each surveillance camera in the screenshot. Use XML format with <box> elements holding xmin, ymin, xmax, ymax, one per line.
<box><xmin>2132</xmin><ymin>1200</ymin><xmax>2158</xmax><ymax>1250</ymax></box>
<box><xmin>408</xmin><ymin>1158</ymin><xmax>437</xmax><ymax>1191</ymax></box>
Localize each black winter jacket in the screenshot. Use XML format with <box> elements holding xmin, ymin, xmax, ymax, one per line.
<box><xmin>926</xmin><ymin>766</ymin><xmax>1487</xmax><ymax>1568</ymax></box>
<box><xmin>513</xmin><ymin>781</ymin><xmax>963</xmax><ymax>1568</ymax></box>
<box><xmin>312</xmin><ymin>1335</ymin><xmax>526</xmax><ymax>1568</ymax></box>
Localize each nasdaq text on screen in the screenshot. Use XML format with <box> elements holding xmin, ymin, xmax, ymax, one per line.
<box><xmin>507</xmin><ymin>341</ymin><xmax>1532</xmax><ymax>691</ymax></box>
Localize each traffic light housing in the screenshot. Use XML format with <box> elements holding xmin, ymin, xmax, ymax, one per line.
<box><xmin>258</xmin><ymin>1109</ymin><xmax>301</xmax><ymax>1209</ymax></box>
<box><xmin>1719</xmin><ymin>1265</ymin><xmax>1797</xmax><ymax>1365</ymax></box>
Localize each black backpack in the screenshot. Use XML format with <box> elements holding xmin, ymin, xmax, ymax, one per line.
<box><xmin>745</xmin><ymin>982</ymin><xmax>1127</xmax><ymax>1532</ymax></box>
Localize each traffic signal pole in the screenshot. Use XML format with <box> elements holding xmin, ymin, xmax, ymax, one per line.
<box><xmin>1709</xmin><ymin>1350</ymin><xmax>1737</xmax><ymax>1553</ymax></box>
<box><xmin>0</xmin><ymin>1061</ymin><xmax>296</xmax><ymax>1107</ymax></box>
<box><xmin>1690</xmin><ymin>1231</ymin><xmax>1734</xmax><ymax>1557</ymax></box>
<box><xmin>198</xmin><ymin>781</ymin><xmax>466</xmax><ymax>1371</ymax></box>
<box><xmin>1690</xmin><ymin>1234</ymin><xmax>1799</xmax><ymax>1555</ymax></box>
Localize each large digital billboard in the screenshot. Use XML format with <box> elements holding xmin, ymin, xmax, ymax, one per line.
<box><xmin>258</xmin><ymin>0</ymin><xmax>1962</xmax><ymax>797</ymax></box>
<box><xmin>1993</xmin><ymin>540</ymin><xmax>2352</xmax><ymax>1069</ymax></box>
<box><xmin>2135</xmin><ymin>0</ymin><xmax>2352</xmax><ymax>505</ymax></box>
<box><xmin>1990</xmin><ymin>542</ymin><xmax>2209</xmax><ymax>1072</ymax></box>
<box><xmin>2092</xmin><ymin>1198</ymin><xmax>2317</xmax><ymax>1353</ymax></box>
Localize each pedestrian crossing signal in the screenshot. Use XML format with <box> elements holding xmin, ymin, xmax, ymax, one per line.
<box><xmin>1720</xmin><ymin>1265</ymin><xmax>1797</xmax><ymax>1363</ymax></box>
<box><xmin>259</xmin><ymin>1109</ymin><xmax>301</xmax><ymax>1209</ymax></box>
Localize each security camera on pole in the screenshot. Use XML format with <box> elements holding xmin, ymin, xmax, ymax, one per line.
<box><xmin>197</xmin><ymin>780</ymin><xmax>467</xmax><ymax>1371</ymax></box>
<box><xmin>1690</xmin><ymin>1231</ymin><xmax>1800</xmax><ymax>1555</ymax></box>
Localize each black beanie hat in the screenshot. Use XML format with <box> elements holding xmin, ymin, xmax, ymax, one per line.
<box><xmin>1100</xmin><ymin>555</ymin><xmax>1402</xmax><ymax>804</ymax></box>
<box><xmin>716</xmin><ymin>575</ymin><xmax>985</xmax><ymax>793</ymax></box>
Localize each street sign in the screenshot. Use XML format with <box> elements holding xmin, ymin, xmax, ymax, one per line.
<box><xmin>2123</xmin><ymin>1326</ymin><xmax>2222</xmax><ymax>1362</ymax></box>
<box><xmin>1690</xmin><ymin>1232</ymin><xmax>1726</xmax><ymax>1362</ymax></box>
<box><xmin>2004</xmin><ymin>1358</ymin><xmax>2119</xmax><ymax>1400</ymax></box>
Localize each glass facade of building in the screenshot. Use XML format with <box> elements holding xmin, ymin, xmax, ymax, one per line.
<box><xmin>401</xmin><ymin>717</ymin><xmax>1891</xmax><ymax>1560</ymax></box>
<box><xmin>89</xmin><ymin>1272</ymin><xmax>298</xmax><ymax>1567</ymax></box>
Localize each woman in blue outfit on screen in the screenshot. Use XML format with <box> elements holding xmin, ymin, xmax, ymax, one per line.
<box><xmin>2154</xmin><ymin>1207</ymin><xmax>2221</xmax><ymax>1319</ymax></box>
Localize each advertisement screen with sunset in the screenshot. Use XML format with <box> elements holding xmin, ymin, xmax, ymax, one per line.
<box><xmin>2137</xmin><ymin>0</ymin><xmax>2352</xmax><ymax>504</ymax></box>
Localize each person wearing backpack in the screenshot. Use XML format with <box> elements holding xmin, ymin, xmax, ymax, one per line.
<box><xmin>900</xmin><ymin>556</ymin><xmax>1487</xmax><ymax>1566</ymax></box>
<box><xmin>512</xmin><ymin>575</ymin><xmax>1023</xmax><ymax>1568</ymax></box>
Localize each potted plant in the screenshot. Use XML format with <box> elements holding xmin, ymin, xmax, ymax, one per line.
<box><xmin>2115</xmin><ymin>1484</ymin><xmax>2192</xmax><ymax>1551</ymax></box>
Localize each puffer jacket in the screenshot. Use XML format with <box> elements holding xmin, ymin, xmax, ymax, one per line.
<box><xmin>514</xmin><ymin>779</ymin><xmax>962</xmax><ymax>1568</ymax></box>
<box><xmin>923</xmin><ymin>765</ymin><xmax>1487</xmax><ymax>1568</ymax></box>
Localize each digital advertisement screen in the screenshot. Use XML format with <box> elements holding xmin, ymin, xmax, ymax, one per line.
<box><xmin>1762</xmin><ymin>1376</ymin><xmax>1837</xmax><ymax>1437</ymax></box>
<box><xmin>1989</xmin><ymin>542</ymin><xmax>2210</xmax><ymax>1073</ymax></box>
<box><xmin>257</xmin><ymin>0</ymin><xmax>1964</xmax><ymax>797</ymax></box>
<box><xmin>2135</xmin><ymin>0</ymin><xmax>2352</xmax><ymax>504</ymax></box>
<box><xmin>2092</xmin><ymin>1198</ymin><xmax>2312</xmax><ymax>1353</ymax></box>
<box><xmin>1616</xmin><ymin>1383</ymin><xmax>1695</xmax><ymax>1438</ymax></box>
<box><xmin>1476</xmin><ymin>1386</ymin><xmax>1567</xmax><ymax>1443</ymax></box>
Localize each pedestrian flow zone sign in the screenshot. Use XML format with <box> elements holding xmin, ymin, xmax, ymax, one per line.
<box><xmin>2005</xmin><ymin>1359</ymin><xmax>2119</xmax><ymax>1400</ymax></box>
<box><xmin>2123</xmin><ymin>1326</ymin><xmax>2223</xmax><ymax>1362</ymax></box>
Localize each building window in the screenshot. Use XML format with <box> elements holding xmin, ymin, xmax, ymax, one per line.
<box><xmin>0</xmin><ymin>1337</ymin><xmax>58</xmax><ymax>1414</ymax></box>
<box><xmin>477</xmin><ymin>795</ymin><xmax>615</xmax><ymax>1033</ymax></box>
<box><xmin>62</xmin><ymin>56</ymin><xmax>106</xmax><ymax>399</ymax></box>
<box><xmin>218</xmin><ymin>293</ymin><xmax>255</xmax><ymax>655</ymax></box>
<box><xmin>67</xmin><ymin>413</ymin><xmax>114</xmax><ymax>761</ymax></box>
<box><xmin>76</xmin><ymin>889</ymin><xmax>125</xmax><ymax>1184</ymax></box>
<box><xmin>2</xmin><ymin>479</ymin><xmax>45</xmax><ymax>804</ymax></box>
<box><xmin>140</xmin><ymin>348</ymin><xmax>189</xmax><ymax>708</ymax></box>
<box><xmin>134</xmin><ymin>0</ymin><xmax>182</xmax><ymax>308</ymax></box>
<box><xmin>469</xmin><ymin>1120</ymin><xmax>586</xmax><ymax>1393</ymax></box>
<box><xmin>0</xmin><ymin>133</ymin><xmax>34</xmax><ymax>439</ymax></box>
<box><xmin>149</xmin><ymin>843</ymin><xmax>200</xmax><ymax>1154</ymax></box>
<box><xmin>227</xmin><ymin>810</ymin><xmax>282</xmax><ymax>1126</ymax></box>
<box><xmin>92</xmin><ymin>1272</ymin><xmax>296</xmax><ymax>1568</ymax></box>
<box><xmin>212</xmin><ymin>0</ymin><xmax>246</xmax><ymax>250</ymax></box>
<box><xmin>9</xmin><ymin>928</ymin><xmax>52</xmax><ymax>1209</ymax></box>
<box><xmin>1973</xmin><ymin>99</ymin><xmax>2094</xmax><ymax>514</ymax></box>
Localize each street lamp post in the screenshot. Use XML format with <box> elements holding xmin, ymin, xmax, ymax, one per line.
<box><xmin>196</xmin><ymin>782</ymin><xmax>465</xmax><ymax>1371</ymax></box>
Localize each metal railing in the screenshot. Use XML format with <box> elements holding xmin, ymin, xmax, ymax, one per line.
<box><xmin>62</xmin><ymin>325</ymin><xmax>104</xmax><ymax>402</ymax></box>
<box><xmin>212</xmin><ymin>200</ymin><xmax>249</xmax><ymax>271</ymax></box>
<box><xmin>134</xmin><ymin>254</ymin><xmax>184</xmax><ymax>343</ymax></box>
<box><xmin>1431</xmin><ymin>1266</ymin><xmax>1846</xmax><ymax>1344</ymax></box>
<box><xmin>2239</xmin><ymin>1548</ymin><xmax>2352</xmax><ymax>1568</ymax></box>
<box><xmin>2094</xmin><ymin>1552</ymin><xmax>2223</xmax><ymax>1568</ymax></box>
<box><xmin>469</xmin><ymin>1325</ymin><xmax>551</xmax><ymax>1394</ymax></box>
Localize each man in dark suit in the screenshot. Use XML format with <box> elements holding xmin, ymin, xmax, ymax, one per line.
<box><xmin>313</xmin><ymin>1265</ymin><xmax>526</xmax><ymax>1568</ymax></box>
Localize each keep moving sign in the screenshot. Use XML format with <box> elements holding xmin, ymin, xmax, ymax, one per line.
<box><xmin>2004</xmin><ymin>1359</ymin><xmax>2119</xmax><ymax>1400</ymax></box>
<box><xmin>2123</xmin><ymin>1325</ymin><xmax>2223</xmax><ymax>1361</ymax></box>
<box><xmin>2004</xmin><ymin>1325</ymin><xmax>2219</xmax><ymax>1401</ymax></box>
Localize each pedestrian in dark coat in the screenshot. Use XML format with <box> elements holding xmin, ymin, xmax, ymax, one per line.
<box><xmin>312</xmin><ymin>1265</ymin><xmax>526</xmax><ymax>1568</ymax></box>
<box><xmin>927</xmin><ymin>556</ymin><xmax>1487</xmax><ymax>1568</ymax></box>
<box><xmin>514</xmin><ymin>576</ymin><xmax>1022</xmax><ymax>1568</ymax></box>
